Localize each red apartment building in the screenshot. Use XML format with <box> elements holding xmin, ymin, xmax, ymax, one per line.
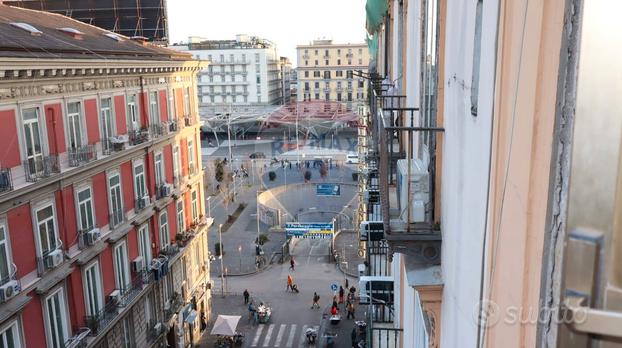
<box><xmin>0</xmin><ymin>5</ymin><xmax>212</xmax><ymax>348</ymax></box>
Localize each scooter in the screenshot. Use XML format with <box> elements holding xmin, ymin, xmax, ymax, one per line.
<box><xmin>233</xmin><ymin>332</ymin><xmax>244</xmax><ymax>346</ymax></box>
<box><xmin>305</xmin><ymin>327</ymin><xmax>317</xmax><ymax>345</ymax></box>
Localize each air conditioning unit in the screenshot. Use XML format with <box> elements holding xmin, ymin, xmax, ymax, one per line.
<box><xmin>131</xmin><ymin>256</ymin><xmax>144</xmax><ymax>272</ymax></box>
<box><xmin>161</xmin><ymin>184</ymin><xmax>172</xmax><ymax>197</ymax></box>
<box><xmin>154</xmin><ymin>322</ymin><xmax>163</xmax><ymax>334</ymax></box>
<box><xmin>137</xmin><ymin>195</ymin><xmax>150</xmax><ymax>210</ymax></box>
<box><xmin>396</xmin><ymin>158</ymin><xmax>430</xmax><ymax>223</ymax></box>
<box><xmin>85</xmin><ymin>228</ymin><xmax>101</xmax><ymax>246</ymax></box>
<box><xmin>0</xmin><ymin>280</ymin><xmax>20</xmax><ymax>302</ymax></box>
<box><xmin>45</xmin><ymin>249</ymin><xmax>64</xmax><ymax>269</ymax></box>
<box><xmin>359</xmin><ymin>221</ymin><xmax>384</xmax><ymax>241</ymax></box>
<box><xmin>108</xmin><ymin>289</ymin><xmax>121</xmax><ymax>305</ymax></box>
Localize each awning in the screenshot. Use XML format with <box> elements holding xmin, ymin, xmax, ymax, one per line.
<box><xmin>366</xmin><ymin>0</ymin><xmax>388</xmax><ymax>34</ymax></box>
<box><xmin>366</xmin><ymin>33</ymin><xmax>379</xmax><ymax>59</ymax></box>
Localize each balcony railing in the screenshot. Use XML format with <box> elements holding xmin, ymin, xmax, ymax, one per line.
<box><xmin>23</xmin><ymin>155</ymin><xmax>60</xmax><ymax>182</ymax></box>
<box><xmin>85</xmin><ymin>271</ymin><xmax>152</xmax><ymax>337</ymax></box>
<box><xmin>168</xmin><ymin>120</ymin><xmax>178</xmax><ymax>133</ymax></box>
<box><xmin>160</xmin><ymin>243</ymin><xmax>180</xmax><ymax>258</ymax></box>
<box><xmin>68</xmin><ymin>145</ymin><xmax>97</xmax><ymax>167</ymax></box>
<box><xmin>128</xmin><ymin>129</ymin><xmax>150</xmax><ymax>146</ymax></box>
<box><xmin>109</xmin><ymin>208</ymin><xmax>125</xmax><ymax>228</ymax></box>
<box><xmin>65</xmin><ymin>328</ymin><xmax>90</xmax><ymax>348</ymax></box>
<box><xmin>35</xmin><ymin>240</ymin><xmax>64</xmax><ymax>275</ymax></box>
<box><xmin>102</xmin><ymin>136</ymin><xmax>127</xmax><ymax>155</ymax></box>
<box><xmin>149</xmin><ymin>123</ymin><xmax>166</xmax><ymax>138</ymax></box>
<box><xmin>0</xmin><ymin>168</ymin><xmax>13</xmax><ymax>193</ymax></box>
<box><xmin>156</xmin><ymin>183</ymin><xmax>171</xmax><ymax>200</ymax></box>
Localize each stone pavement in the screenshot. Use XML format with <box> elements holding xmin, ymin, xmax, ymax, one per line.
<box><xmin>196</xmin><ymin>293</ymin><xmax>250</xmax><ymax>347</ymax></box>
<box><xmin>334</xmin><ymin>230</ymin><xmax>365</xmax><ymax>277</ymax></box>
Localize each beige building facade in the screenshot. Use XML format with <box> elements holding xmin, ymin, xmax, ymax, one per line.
<box><xmin>296</xmin><ymin>40</ymin><xmax>370</xmax><ymax>110</ymax></box>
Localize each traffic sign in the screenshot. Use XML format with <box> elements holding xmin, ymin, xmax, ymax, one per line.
<box><xmin>330</xmin><ymin>283</ymin><xmax>339</xmax><ymax>292</ymax></box>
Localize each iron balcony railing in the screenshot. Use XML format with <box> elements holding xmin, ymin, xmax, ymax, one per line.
<box><xmin>149</xmin><ymin>123</ymin><xmax>166</xmax><ymax>138</ymax></box>
<box><xmin>109</xmin><ymin>208</ymin><xmax>125</xmax><ymax>228</ymax></box>
<box><xmin>128</xmin><ymin>129</ymin><xmax>150</xmax><ymax>146</ymax></box>
<box><xmin>64</xmin><ymin>328</ymin><xmax>90</xmax><ymax>348</ymax></box>
<box><xmin>160</xmin><ymin>243</ymin><xmax>180</xmax><ymax>258</ymax></box>
<box><xmin>0</xmin><ymin>168</ymin><xmax>13</xmax><ymax>193</ymax></box>
<box><xmin>68</xmin><ymin>145</ymin><xmax>97</xmax><ymax>167</ymax></box>
<box><xmin>35</xmin><ymin>239</ymin><xmax>64</xmax><ymax>275</ymax></box>
<box><xmin>23</xmin><ymin>155</ymin><xmax>60</xmax><ymax>182</ymax></box>
<box><xmin>85</xmin><ymin>271</ymin><xmax>152</xmax><ymax>336</ymax></box>
<box><xmin>102</xmin><ymin>138</ymin><xmax>125</xmax><ymax>156</ymax></box>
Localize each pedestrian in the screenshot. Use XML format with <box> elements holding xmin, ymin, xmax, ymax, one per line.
<box><xmin>346</xmin><ymin>301</ymin><xmax>355</xmax><ymax>319</ymax></box>
<box><xmin>332</xmin><ymin>296</ymin><xmax>338</xmax><ymax>310</ymax></box>
<box><xmin>345</xmin><ymin>278</ymin><xmax>349</xmax><ymax>290</ymax></box>
<box><xmin>290</xmin><ymin>258</ymin><xmax>295</xmax><ymax>271</ymax></box>
<box><xmin>331</xmin><ymin>304</ymin><xmax>338</xmax><ymax>316</ymax></box>
<box><xmin>339</xmin><ymin>286</ymin><xmax>345</xmax><ymax>304</ymax></box>
<box><xmin>243</xmin><ymin>289</ymin><xmax>250</xmax><ymax>304</ymax></box>
<box><xmin>289</xmin><ymin>161</ymin><xmax>292</xmax><ymax>169</ymax></box>
<box><xmin>311</xmin><ymin>292</ymin><xmax>320</xmax><ymax>309</ymax></box>
<box><xmin>287</xmin><ymin>274</ymin><xmax>293</xmax><ymax>291</ymax></box>
<box><xmin>351</xmin><ymin>327</ymin><xmax>358</xmax><ymax>348</ymax></box>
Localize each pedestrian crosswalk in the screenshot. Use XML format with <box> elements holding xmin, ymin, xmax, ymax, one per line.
<box><xmin>249</xmin><ymin>323</ymin><xmax>320</xmax><ymax>347</ymax></box>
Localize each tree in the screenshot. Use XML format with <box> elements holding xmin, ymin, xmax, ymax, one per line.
<box><xmin>215</xmin><ymin>160</ymin><xmax>224</xmax><ymax>183</ymax></box>
<box><xmin>268</xmin><ymin>171</ymin><xmax>277</xmax><ymax>181</ymax></box>
<box><xmin>304</xmin><ymin>170</ymin><xmax>312</xmax><ymax>182</ymax></box>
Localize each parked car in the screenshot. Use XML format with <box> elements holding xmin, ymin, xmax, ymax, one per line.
<box><xmin>346</xmin><ymin>154</ymin><xmax>359</xmax><ymax>164</ymax></box>
<box><xmin>249</xmin><ymin>152</ymin><xmax>266</xmax><ymax>159</ymax></box>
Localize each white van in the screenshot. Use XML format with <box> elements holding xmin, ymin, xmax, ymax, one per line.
<box><xmin>346</xmin><ymin>153</ymin><xmax>359</xmax><ymax>164</ymax></box>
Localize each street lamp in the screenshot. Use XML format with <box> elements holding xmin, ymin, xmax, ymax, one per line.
<box><xmin>238</xmin><ymin>245</ymin><xmax>242</xmax><ymax>273</ymax></box>
<box><xmin>219</xmin><ymin>224</ymin><xmax>225</xmax><ymax>296</ymax></box>
<box><xmin>232</xmin><ymin>173</ymin><xmax>237</xmax><ymax>202</ymax></box>
<box><xmin>256</xmin><ymin>190</ymin><xmax>261</xmax><ymax>243</ymax></box>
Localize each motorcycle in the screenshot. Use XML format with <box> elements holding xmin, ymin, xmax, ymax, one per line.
<box><xmin>305</xmin><ymin>327</ymin><xmax>317</xmax><ymax>345</ymax></box>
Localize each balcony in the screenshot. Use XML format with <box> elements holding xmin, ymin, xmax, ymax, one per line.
<box><xmin>156</xmin><ymin>183</ymin><xmax>172</xmax><ymax>200</ymax></box>
<box><xmin>168</xmin><ymin>120</ymin><xmax>178</xmax><ymax>133</ymax></box>
<box><xmin>23</xmin><ymin>155</ymin><xmax>60</xmax><ymax>182</ymax></box>
<box><xmin>147</xmin><ymin>320</ymin><xmax>166</xmax><ymax>343</ymax></box>
<box><xmin>64</xmin><ymin>328</ymin><xmax>90</xmax><ymax>348</ymax></box>
<box><xmin>68</xmin><ymin>145</ymin><xmax>97</xmax><ymax>167</ymax></box>
<box><xmin>160</xmin><ymin>243</ymin><xmax>180</xmax><ymax>258</ymax></box>
<box><xmin>77</xmin><ymin>226</ymin><xmax>100</xmax><ymax>250</ymax></box>
<box><xmin>134</xmin><ymin>195</ymin><xmax>151</xmax><ymax>213</ymax></box>
<box><xmin>85</xmin><ymin>271</ymin><xmax>152</xmax><ymax>336</ymax></box>
<box><xmin>102</xmin><ymin>136</ymin><xmax>126</xmax><ymax>155</ymax></box>
<box><xmin>109</xmin><ymin>208</ymin><xmax>125</xmax><ymax>228</ymax></box>
<box><xmin>35</xmin><ymin>241</ymin><xmax>64</xmax><ymax>275</ymax></box>
<box><xmin>370</xmin><ymin>85</ymin><xmax>443</xmax><ymax>263</ymax></box>
<box><xmin>0</xmin><ymin>168</ymin><xmax>13</xmax><ymax>193</ymax></box>
<box><xmin>128</xmin><ymin>128</ymin><xmax>150</xmax><ymax>146</ymax></box>
<box><xmin>149</xmin><ymin>123</ymin><xmax>166</xmax><ymax>138</ymax></box>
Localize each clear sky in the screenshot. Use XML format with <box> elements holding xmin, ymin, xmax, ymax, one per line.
<box><xmin>167</xmin><ymin>0</ymin><xmax>367</xmax><ymax>67</ymax></box>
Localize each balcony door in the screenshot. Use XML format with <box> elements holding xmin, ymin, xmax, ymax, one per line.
<box><xmin>66</xmin><ymin>101</ymin><xmax>83</xmax><ymax>150</ymax></box>
<box><xmin>36</xmin><ymin>205</ymin><xmax>58</xmax><ymax>257</ymax></box>
<box><xmin>22</xmin><ymin>107</ymin><xmax>44</xmax><ymax>174</ymax></box>
<box><xmin>100</xmin><ymin>98</ymin><xmax>114</xmax><ymax>150</ymax></box>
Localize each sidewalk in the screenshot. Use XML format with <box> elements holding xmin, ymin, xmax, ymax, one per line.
<box><xmin>334</xmin><ymin>230</ymin><xmax>365</xmax><ymax>277</ymax></box>
<box><xmin>197</xmin><ymin>294</ymin><xmax>253</xmax><ymax>347</ymax></box>
<box><xmin>318</xmin><ymin>299</ymin><xmax>366</xmax><ymax>348</ymax></box>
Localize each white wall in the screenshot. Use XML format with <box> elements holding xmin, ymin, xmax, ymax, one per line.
<box><xmin>439</xmin><ymin>0</ymin><xmax>499</xmax><ymax>347</ymax></box>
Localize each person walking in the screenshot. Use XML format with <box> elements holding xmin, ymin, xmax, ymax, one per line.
<box><xmin>243</xmin><ymin>289</ymin><xmax>250</xmax><ymax>304</ymax></box>
<box><xmin>351</xmin><ymin>327</ymin><xmax>358</xmax><ymax>348</ymax></box>
<box><xmin>290</xmin><ymin>258</ymin><xmax>295</xmax><ymax>271</ymax></box>
<box><xmin>339</xmin><ymin>286</ymin><xmax>345</xmax><ymax>304</ymax></box>
<box><xmin>287</xmin><ymin>274</ymin><xmax>293</xmax><ymax>291</ymax></box>
<box><xmin>345</xmin><ymin>278</ymin><xmax>349</xmax><ymax>290</ymax></box>
<box><xmin>346</xmin><ymin>301</ymin><xmax>356</xmax><ymax>319</ymax></box>
<box><xmin>311</xmin><ymin>292</ymin><xmax>320</xmax><ymax>309</ymax></box>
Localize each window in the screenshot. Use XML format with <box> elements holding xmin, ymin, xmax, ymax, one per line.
<box><xmin>305</xmin><ymin>60</ymin><xmax>308</xmax><ymax>66</ymax></box>
<box><xmin>21</xmin><ymin>107</ymin><xmax>44</xmax><ymax>174</ymax></box>
<box><xmin>314</xmin><ymin>82</ymin><xmax>320</xmax><ymax>89</ymax></box>
<box><xmin>184</xmin><ymin>87</ymin><xmax>191</xmax><ymax>116</ymax></box>
<box><xmin>155</xmin><ymin>152</ymin><xmax>164</xmax><ymax>186</ymax></box>
<box><xmin>44</xmin><ymin>288</ymin><xmax>69</xmax><ymax>348</ymax></box>
<box><xmin>337</xmin><ymin>59</ymin><xmax>341</xmax><ymax>66</ymax></box>
<box><xmin>315</xmin><ymin>93</ymin><xmax>320</xmax><ymax>100</ymax></box>
<box><xmin>304</xmin><ymin>71</ymin><xmax>309</xmax><ymax>78</ymax></box>
<box><xmin>241</xmin><ymin>53</ymin><xmax>246</xmax><ymax>62</ymax></box>
<box><xmin>176</xmin><ymin>200</ymin><xmax>185</xmax><ymax>234</ymax></box>
<box><xmin>36</xmin><ymin>205</ymin><xmax>58</xmax><ymax>257</ymax></box>
<box><xmin>314</xmin><ymin>49</ymin><xmax>318</xmax><ymax>55</ymax></box>
<box><xmin>0</xmin><ymin>224</ymin><xmax>13</xmax><ymax>285</ymax></box>
<box><xmin>314</xmin><ymin>60</ymin><xmax>318</xmax><ymax>66</ymax></box>
<box><xmin>83</xmin><ymin>261</ymin><xmax>102</xmax><ymax>316</ymax></box>
<box><xmin>324</xmin><ymin>71</ymin><xmax>331</xmax><ymax>79</ymax></box>
<box><xmin>358</xmin><ymin>59</ymin><xmax>363</xmax><ymax>65</ymax></box>
<box><xmin>138</xmin><ymin>225</ymin><xmax>151</xmax><ymax>267</ymax></box>
<box><xmin>229</xmin><ymin>54</ymin><xmax>234</xmax><ymax>62</ymax></box>
<box><xmin>325</xmin><ymin>93</ymin><xmax>330</xmax><ymax>101</ymax></box>
<box><xmin>358</xmin><ymin>80</ymin><xmax>365</xmax><ymax>88</ymax></box>
<box><xmin>358</xmin><ymin>48</ymin><xmax>363</xmax><ymax>54</ymax></box>
<box><xmin>471</xmin><ymin>0</ymin><xmax>483</xmax><ymax>116</ymax></box>
<box><xmin>325</xmin><ymin>60</ymin><xmax>329</xmax><ymax>65</ymax></box>
<box><xmin>313</xmin><ymin>71</ymin><xmax>320</xmax><ymax>78</ymax></box>
<box><xmin>191</xmin><ymin>190</ymin><xmax>198</xmax><ymax>222</ymax></box>
<box><xmin>256</xmin><ymin>76</ymin><xmax>261</xmax><ymax>84</ymax></box>
<box><xmin>207</xmin><ymin>54</ymin><xmax>212</xmax><ymax>61</ymax></box>
<box><xmin>0</xmin><ymin>321</ymin><xmax>22</xmax><ymax>348</ymax></box>
<box><xmin>254</xmin><ymin>53</ymin><xmax>260</xmax><ymax>63</ymax></box>
<box><xmin>337</xmin><ymin>93</ymin><xmax>342</xmax><ymax>101</ymax></box>
<box><xmin>122</xmin><ymin>316</ymin><xmax>134</xmax><ymax>348</ymax></box>
<box><xmin>108</xmin><ymin>173</ymin><xmax>124</xmax><ymax>226</ymax></box>
<box><xmin>77</xmin><ymin>187</ymin><xmax>95</xmax><ymax>231</ymax></box>
<box><xmin>127</xmin><ymin>94</ymin><xmax>139</xmax><ymax>130</ymax></box>
<box><xmin>133</xmin><ymin>162</ymin><xmax>146</xmax><ymax>200</ymax></box>
<box><xmin>113</xmin><ymin>242</ymin><xmax>130</xmax><ymax>290</ymax></box>
<box><xmin>66</xmin><ymin>101</ymin><xmax>83</xmax><ymax>149</ymax></box>
<box><xmin>149</xmin><ymin>91</ymin><xmax>159</xmax><ymax>125</ymax></box>
<box><xmin>348</xmin><ymin>60</ymin><xmax>352</xmax><ymax>65</ymax></box>
<box><xmin>219</xmin><ymin>54</ymin><xmax>224</xmax><ymax>63</ymax></box>
<box><xmin>145</xmin><ymin>292</ymin><xmax>156</xmax><ymax>326</ymax></box>
<box><xmin>337</xmin><ymin>49</ymin><xmax>341</xmax><ymax>55</ymax></box>
<box><xmin>188</xmin><ymin>139</ymin><xmax>195</xmax><ymax>174</ymax></box>
<box><xmin>336</xmin><ymin>71</ymin><xmax>343</xmax><ymax>77</ymax></box>
<box><xmin>348</xmin><ymin>93</ymin><xmax>353</xmax><ymax>101</ymax></box>
<box><xmin>159</xmin><ymin>212</ymin><xmax>169</xmax><ymax>250</ymax></box>
<box><xmin>100</xmin><ymin>98</ymin><xmax>114</xmax><ymax>150</ymax></box>
<box><xmin>324</xmin><ymin>50</ymin><xmax>329</xmax><ymax>56</ymax></box>
<box><xmin>304</xmin><ymin>82</ymin><xmax>309</xmax><ymax>91</ymax></box>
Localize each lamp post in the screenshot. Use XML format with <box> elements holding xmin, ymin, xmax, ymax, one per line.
<box><xmin>232</xmin><ymin>173</ymin><xmax>237</xmax><ymax>203</ymax></box>
<box><xmin>219</xmin><ymin>224</ymin><xmax>225</xmax><ymax>296</ymax></box>
<box><xmin>238</xmin><ymin>245</ymin><xmax>242</xmax><ymax>273</ymax></box>
<box><xmin>256</xmin><ymin>190</ymin><xmax>261</xmax><ymax>243</ymax></box>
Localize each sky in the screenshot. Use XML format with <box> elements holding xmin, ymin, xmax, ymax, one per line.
<box><xmin>167</xmin><ymin>0</ymin><xmax>367</xmax><ymax>67</ymax></box>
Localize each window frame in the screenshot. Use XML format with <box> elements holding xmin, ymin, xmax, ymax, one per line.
<box><xmin>33</xmin><ymin>202</ymin><xmax>59</xmax><ymax>257</ymax></box>
<box><xmin>159</xmin><ymin>211</ymin><xmax>170</xmax><ymax>251</ymax></box>
<box><xmin>0</xmin><ymin>319</ymin><xmax>23</xmax><ymax>348</ymax></box>
<box><xmin>154</xmin><ymin>152</ymin><xmax>164</xmax><ymax>186</ymax></box>
<box><xmin>138</xmin><ymin>224</ymin><xmax>152</xmax><ymax>267</ymax></box>
<box><xmin>191</xmin><ymin>189</ymin><xmax>198</xmax><ymax>223</ymax></box>
<box><xmin>133</xmin><ymin>160</ymin><xmax>147</xmax><ymax>200</ymax></box>
<box><xmin>126</xmin><ymin>92</ymin><xmax>140</xmax><ymax>131</ymax></box>
<box><xmin>0</xmin><ymin>222</ymin><xmax>14</xmax><ymax>285</ymax></box>
<box><xmin>75</xmin><ymin>185</ymin><xmax>95</xmax><ymax>232</ymax></box>
<box><xmin>107</xmin><ymin>171</ymin><xmax>124</xmax><ymax>227</ymax></box>
<box><xmin>113</xmin><ymin>241</ymin><xmax>130</xmax><ymax>291</ymax></box>
<box><xmin>20</xmin><ymin>106</ymin><xmax>45</xmax><ymax>172</ymax></box>
<box><xmin>82</xmin><ymin>260</ymin><xmax>103</xmax><ymax>317</ymax></box>
<box><xmin>43</xmin><ymin>286</ymin><xmax>70</xmax><ymax>348</ymax></box>
<box><xmin>176</xmin><ymin>200</ymin><xmax>185</xmax><ymax>234</ymax></box>
<box><xmin>65</xmin><ymin>100</ymin><xmax>85</xmax><ymax>150</ymax></box>
<box><xmin>149</xmin><ymin>90</ymin><xmax>160</xmax><ymax>125</ymax></box>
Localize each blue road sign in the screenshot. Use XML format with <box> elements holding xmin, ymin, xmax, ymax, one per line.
<box><xmin>331</xmin><ymin>283</ymin><xmax>339</xmax><ymax>292</ymax></box>
<box><xmin>285</xmin><ymin>222</ymin><xmax>334</xmax><ymax>238</ymax></box>
<box><xmin>316</xmin><ymin>183</ymin><xmax>341</xmax><ymax>196</ymax></box>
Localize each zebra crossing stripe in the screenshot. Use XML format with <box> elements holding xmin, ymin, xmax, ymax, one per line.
<box><xmin>274</xmin><ymin>324</ymin><xmax>287</xmax><ymax>347</ymax></box>
<box><xmin>263</xmin><ymin>324</ymin><xmax>275</xmax><ymax>347</ymax></box>
<box><xmin>251</xmin><ymin>324</ymin><xmax>264</xmax><ymax>347</ymax></box>
<box><xmin>285</xmin><ymin>324</ymin><xmax>298</xmax><ymax>348</ymax></box>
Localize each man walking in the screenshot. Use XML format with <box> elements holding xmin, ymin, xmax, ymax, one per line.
<box><xmin>311</xmin><ymin>292</ymin><xmax>320</xmax><ymax>309</ymax></box>
<box><xmin>243</xmin><ymin>289</ymin><xmax>250</xmax><ymax>304</ymax></box>
<box><xmin>290</xmin><ymin>257</ymin><xmax>295</xmax><ymax>271</ymax></box>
